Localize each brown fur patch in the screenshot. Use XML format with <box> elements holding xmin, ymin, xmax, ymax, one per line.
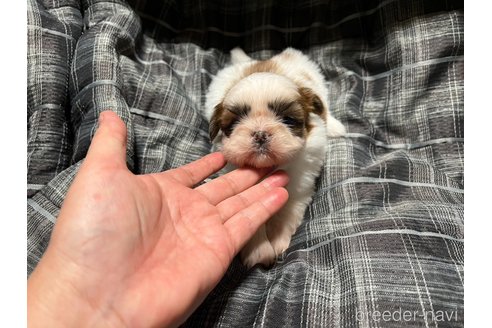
<box><xmin>297</xmin><ymin>87</ymin><xmax>327</xmax><ymax>134</ymax></box>
<box><xmin>298</xmin><ymin>87</ymin><xmax>327</xmax><ymax>120</ymax></box>
<box><xmin>209</xmin><ymin>103</ymin><xmax>224</xmax><ymax>141</ymax></box>
<box><xmin>243</xmin><ymin>59</ymin><xmax>280</xmax><ymax>77</ymax></box>
<box><xmin>209</xmin><ymin>102</ymin><xmax>251</xmax><ymax>140</ymax></box>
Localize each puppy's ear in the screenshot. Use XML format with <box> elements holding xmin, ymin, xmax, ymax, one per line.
<box><xmin>209</xmin><ymin>103</ymin><xmax>224</xmax><ymax>141</ymax></box>
<box><xmin>299</xmin><ymin>87</ymin><xmax>326</xmax><ymax>120</ymax></box>
<box><xmin>230</xmin><ymin>47</ymin><xmax>252</xmax><ymax>64</ymax></box>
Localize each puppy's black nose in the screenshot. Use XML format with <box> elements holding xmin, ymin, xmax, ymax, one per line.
<box><xmin>252</xmin><ymin>131</ymin><xmax>269</xmax><ymax>145</ymax></box>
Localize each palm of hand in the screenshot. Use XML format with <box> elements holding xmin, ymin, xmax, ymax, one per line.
<box><xmin>53</xmin><ymin>167</ymin><xmax>232</xmax><ymax>326</ymax></box>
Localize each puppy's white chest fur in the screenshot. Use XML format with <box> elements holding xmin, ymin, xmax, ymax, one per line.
<box><xmin>205</xmin><ymin>48</ymin><xmax>345</xmax><ymax>268</ymax></box>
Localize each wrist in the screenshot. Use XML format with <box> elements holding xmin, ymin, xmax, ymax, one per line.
<box><xmin>27</xmin><ymin>249</ymin><xmax>125</xmax><ymax>328</ymax></box>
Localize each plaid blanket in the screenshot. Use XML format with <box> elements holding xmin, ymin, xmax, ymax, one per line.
<box><xmin>27</xmin><ymin>0</ymin><xmax>464</xmax><ymax>327</ymax></box>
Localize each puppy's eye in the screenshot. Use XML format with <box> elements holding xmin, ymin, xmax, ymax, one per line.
<box><xmin>282</xmin><ymin>116</ymin><xmax>301</xmax><ymax>127</ymax></box>
<box><xmin>223</xmin><ymin>118</ymin><xmax>239</xmax><ymax>137</ymax></box>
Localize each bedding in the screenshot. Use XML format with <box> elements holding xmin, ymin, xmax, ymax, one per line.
<box><xmin>27</xmin><ymin>0</ymin><xmax>464</xmax><ymax>326</ymax></box>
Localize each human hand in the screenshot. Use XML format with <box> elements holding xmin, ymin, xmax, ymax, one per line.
<box><xmin>27</xmin><ymin>111</ymin><xmax>289</xmax><ymax>328</ymax></box>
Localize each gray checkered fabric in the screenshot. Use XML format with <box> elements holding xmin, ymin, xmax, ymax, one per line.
<box><xmin>27</xmin><ymin>0</ymin><xmax>464</xmax><ymax>327</ymax></box>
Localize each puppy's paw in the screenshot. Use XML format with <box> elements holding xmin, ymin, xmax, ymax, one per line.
<box><xmin>268</xmin><ymin>230</ymin><xmax>293</xmax><ymax>258</ymax></box>
<box><xmin>240</xmin><ymin>239</ymin><xmax>276</xmax><ymax>269</ymax></box>
<box><xmin>266</xmin><ymin>217</ymin><xmax>297</xmax><ymax>258</ymax></box>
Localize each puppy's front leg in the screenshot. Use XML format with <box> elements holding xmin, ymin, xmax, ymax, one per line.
<box><xmin>240</xmin><ymin>224</ymin><xmax>276</xmax><ymax>269</ymax></box>
<box><xmin>265</xmin><ymin>197</ymin><xmax>310</xmax><ymax>258</ymax></box>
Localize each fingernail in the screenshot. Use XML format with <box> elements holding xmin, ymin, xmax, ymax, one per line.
<box><xmin>99</xmin><ymin>111</ymin><xmax>124</xmax><ymax>129</ymax></box>
<box><xmin>98</xmin><ymin>111</ymin><xmax>108</xmax><ymax>124</ymax></box>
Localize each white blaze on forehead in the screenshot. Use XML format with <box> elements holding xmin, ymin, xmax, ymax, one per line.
<box><xmin>223</xmin><ymin>72</ymin><xmax>299</xmax><ymax>111</ymax></box>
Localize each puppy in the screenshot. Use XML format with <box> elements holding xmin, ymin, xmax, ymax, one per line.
<box><xmin>205</xmin><ymin>47</ymin><xmax>346</xmax><ymax>268</ymax></box>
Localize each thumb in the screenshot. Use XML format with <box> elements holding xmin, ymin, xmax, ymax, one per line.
<box><xmin>84</xmin><ymin>110</ymin><xmax>128</xmax><ymax>169</ymax></box>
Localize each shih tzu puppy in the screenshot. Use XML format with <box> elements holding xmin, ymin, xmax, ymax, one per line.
<box><xmin>205</xmin><ymin>47</ymin><xmax>346</xmax><ymax>268</ymax></box>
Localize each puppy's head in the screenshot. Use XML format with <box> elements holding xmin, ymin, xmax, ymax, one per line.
<box><xmin>209</xmin><ymin>72</ymin><xmax>325</xmax><ymax>168</ymax></box>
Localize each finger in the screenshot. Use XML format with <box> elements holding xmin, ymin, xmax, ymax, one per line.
<box><xmin>84</xmin><ymin>111</ymin><xmax>128</xmax><ymax>169</ymax></box>
<box><xmin>195</xmin><ymin>166</ymin><xmax>274</xmax><ymax>205</ymax></box>
<box><xmin>216</xmin><ymin>171</ymin><xmax>289</xmax><ymax>222</ymax></box>
<box><xmin>165</xmin><ymin>152</ymin><xmax>226</xmax><ymax>187</ymax></box>
<box><xmin>224</xmin><ymin>188</ymin><xmax>289</xmax><ymax>255</ymax></box>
